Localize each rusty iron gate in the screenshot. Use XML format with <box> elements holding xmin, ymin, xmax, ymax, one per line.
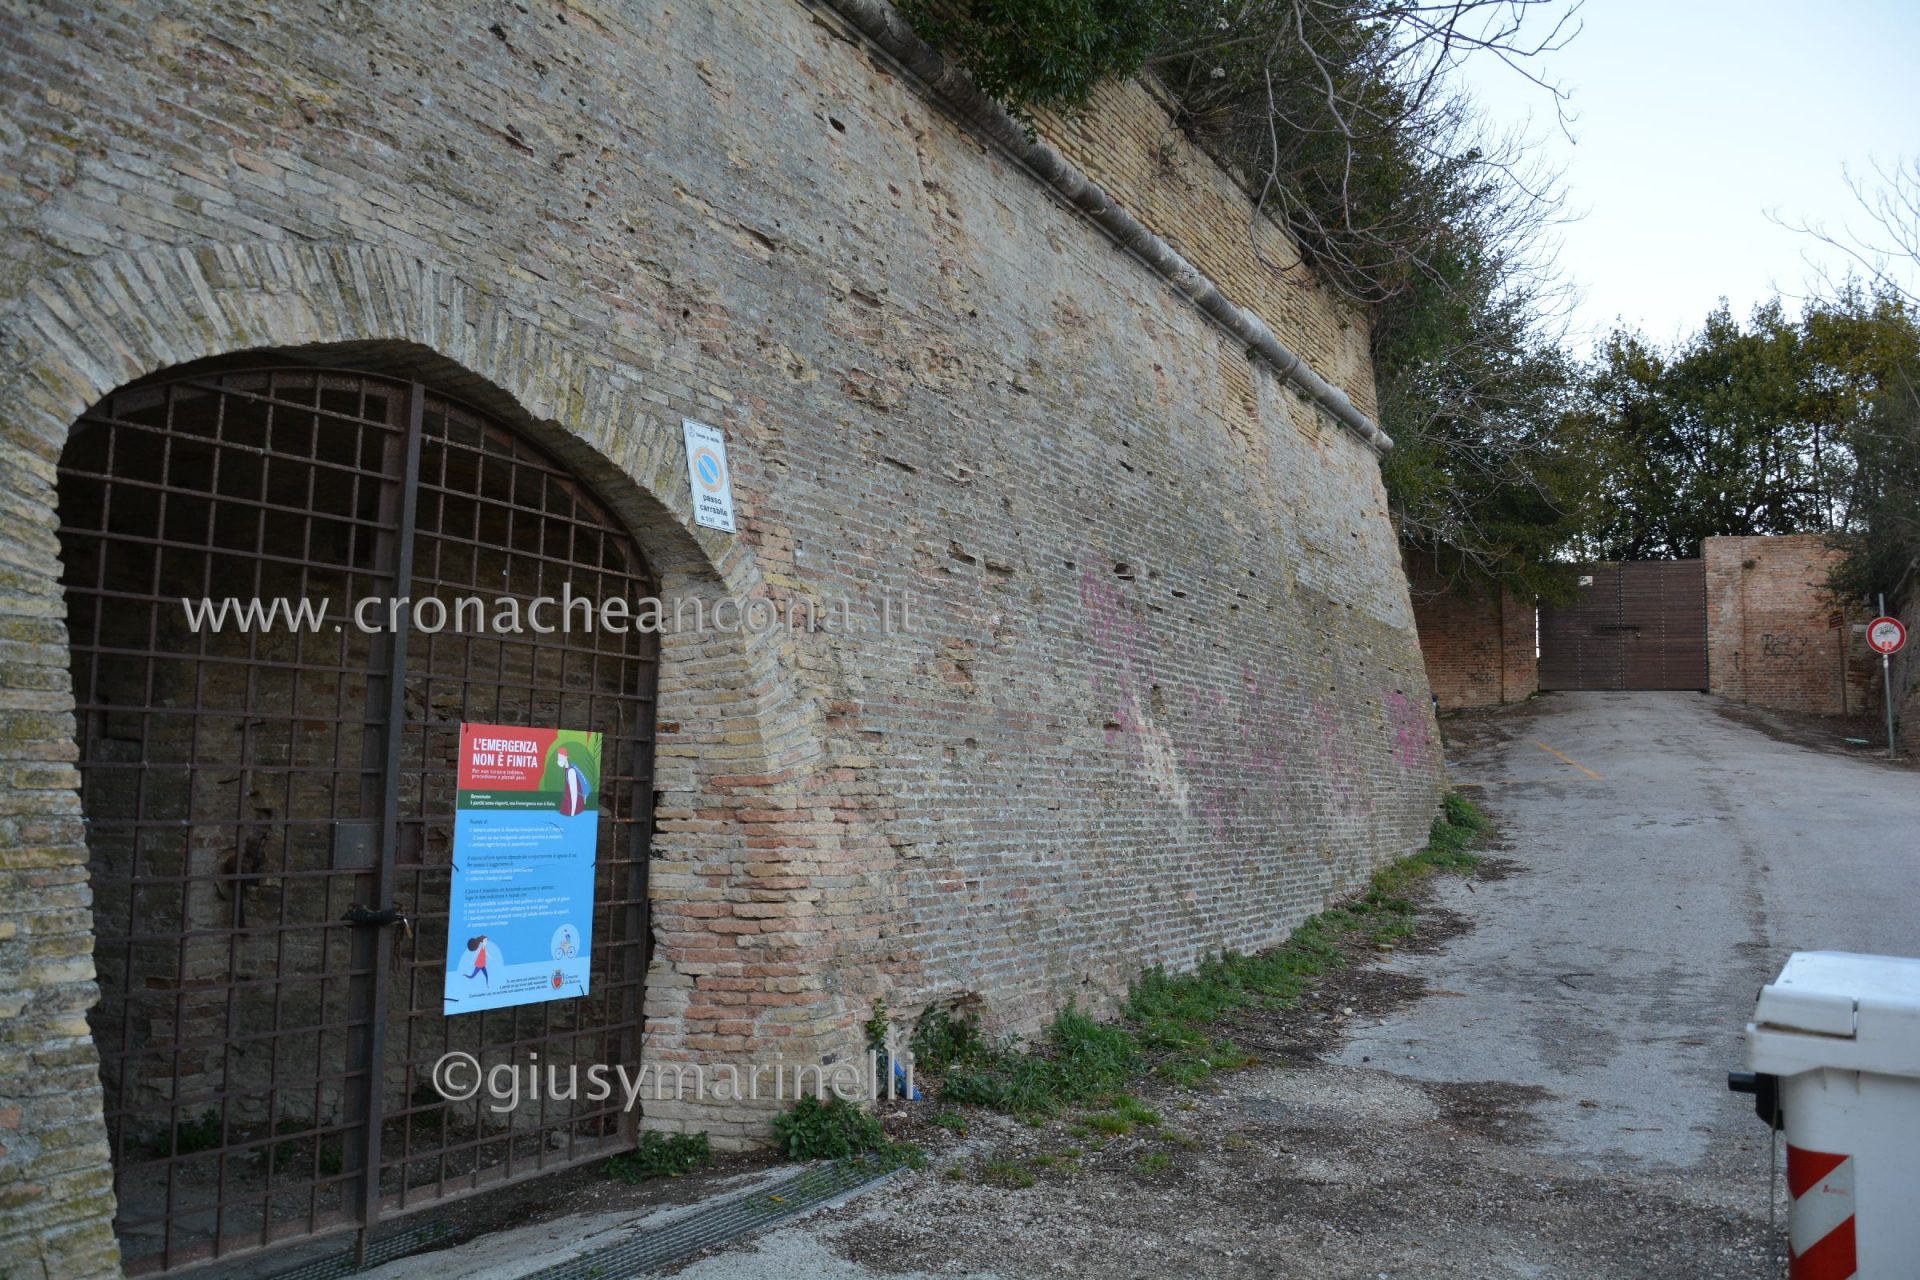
<box><xmin>56</xmin><ymin>367</ymin><xmax>660</xmax><ymax>1275</ymax></box>
<box><xmin>1538</xmin><ymin>560</ymin><xmax>1708</xmax><ymax>691</ymax></box>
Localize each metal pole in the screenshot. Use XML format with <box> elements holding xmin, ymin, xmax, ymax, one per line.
<box><xmin>1883</xmin><ymin>593</ymin><xmax>1896</xmax><ymax>760</ymax></box>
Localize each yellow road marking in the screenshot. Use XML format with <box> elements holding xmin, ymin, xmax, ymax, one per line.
<box><xmin>1533</xmin><ymin>740</ymin><xmax>1602</xmax><ymax>780</ymax></box>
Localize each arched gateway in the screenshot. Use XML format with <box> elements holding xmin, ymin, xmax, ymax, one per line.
<box><xmin>58</xmin><ymin>363</ymin><xmax>661</xmax><ymax>1272</ymax></box>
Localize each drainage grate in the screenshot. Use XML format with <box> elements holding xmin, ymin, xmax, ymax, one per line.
<box><xmin>528</xmin><ymin>1157</ymin><xmax>907</xmax><ymax>1279</ymax></box>
<box><xmin>254</xmin><ymin>1219</ymin><xmax>461</xmax><ymax>1280</ymax></box>
<box><xmin>258</xmin><ymin>1156</ymin><xmax>906</xmax><ymax>1280</ymax></box>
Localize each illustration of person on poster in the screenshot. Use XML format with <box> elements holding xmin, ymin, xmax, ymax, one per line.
<box><xmin>554</xmin><ymin>744</ymin><xmax>592</xmax><ymax>816</ymax></box>
<box><xmin>462</xmin><ymin>934</ymin><xmax>492</xmax><ymax>986</ymax></box>
<box><xmin>444</xmin><ymin>724</ymin><xmax>603</xmax><ymax>1014</ymax></box>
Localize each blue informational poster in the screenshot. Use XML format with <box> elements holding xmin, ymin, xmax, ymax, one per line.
<box><xmin>444</xmin><ymin>723</ymin><xmax>601</xmax><ymax>1014</ymax></box>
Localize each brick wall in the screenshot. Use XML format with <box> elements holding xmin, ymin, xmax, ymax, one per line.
<box><xmin>0</xmin><ymin>2</ymin><xmax>1445</xmax><ymax>1272</ymax></box>
<box><xmin>1031</xmin><ymin>79</ymin><xmax>1377</xmax><ymax>420</ymax></box>
<box><xmin>1703</xmin><ymin>535</ymin><xmax>1876</xmax><ymax>715</ymax></box>
<box><xmin>1414</xmin><ymin>538</ymin><xmax>1888</xmax><ymax>717</ymax></box>
<box><xmin>1406</xmin><ymin>556</ymin><xmax>1537</xmax><ymax>710</ymax></box>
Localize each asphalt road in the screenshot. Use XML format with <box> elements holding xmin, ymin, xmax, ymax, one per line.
<box><xmin>1339</xmin><ymin>690</ymin><xmax>1920</xmax><ymax>1181</ymax></box>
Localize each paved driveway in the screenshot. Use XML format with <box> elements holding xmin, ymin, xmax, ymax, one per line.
<box><xmin>1340</xmin><ymin>691</ymin><xmax>1920</xmax><ymax>1177</ymax></box>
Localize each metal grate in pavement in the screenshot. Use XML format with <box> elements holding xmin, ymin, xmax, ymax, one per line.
<box><xmin>258</xmin><ymin>1156</ymin><xmax>906</xmax><ymax>1280</ymax></box>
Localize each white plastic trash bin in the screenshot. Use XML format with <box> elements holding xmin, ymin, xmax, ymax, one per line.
<box><xmin>1743</xmin><ymin>951</ymin><xmax>1920</xmax><ymax>1278</ymax></box>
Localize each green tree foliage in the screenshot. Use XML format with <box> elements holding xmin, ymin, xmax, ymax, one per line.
<box><xmin>1832</xmin><ymin>369</ymin><xmax>1920</xmax><ymax>604</ymax></box>
<box><xmin>1779</xmin><ymin>158</ymin><xmax>1920</xmax><ymax>606</ymax></box>
<box><xmin>1574</xmin><ymin>291</ymin><xmax>1918</xmax><ymax>562</ymax></box>
<box><xmin>1149</xmin><ymin>5</ymin><xmax>1591</xmax><ymax>599</ymax></box>
<box><xmin>1372</xmin><ymin>205</ymin><xmax>1589</xmax><ymax>599</ymax></box>
<box><xmin>1148</xmin><ymin>3</ymin><xmax>1573</xmax><ymax>309</ymax></box>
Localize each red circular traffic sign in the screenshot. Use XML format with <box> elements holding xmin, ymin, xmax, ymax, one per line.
<box><xmin>1867</xmin><ymin>616</ymin><xmax>1907</xmax><ymax>656</ymax></box>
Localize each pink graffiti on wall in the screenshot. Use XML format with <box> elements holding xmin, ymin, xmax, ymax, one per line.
<box><xmin>1306</xmin><ymin>697</ymin><xmax>1372</xmax><ymax>818</ymax></box>
<box><xmin>1381</xmin><ymin>690</ymin><xmax>1435</xmax><ymax>771</ymax></box>
<box><xmin>1079</xmin><ymin>557</ymin><xmax>1431</xmax><ymax>832</ymax></box>
<box><xmin>1079</xmin><ymin>564</ymin><xmax>1304</xmax><ymax>837</ymax></box>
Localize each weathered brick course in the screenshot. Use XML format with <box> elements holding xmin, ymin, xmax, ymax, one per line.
<box><xmin>0</xmin><ymin>1</ymin><xmax>1444</xmax><ymax>1271</ymax></box>
<box><xmin>1704</xmin><ymin>536</ymin><xmax>1875</xmax><ymax>715</ymax></box>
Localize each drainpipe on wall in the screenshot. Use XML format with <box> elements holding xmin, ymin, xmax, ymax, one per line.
<box><xmin>813</xmin><ymin>0</ymin><xmax>1394</xmax><ymax>457</ymax></box>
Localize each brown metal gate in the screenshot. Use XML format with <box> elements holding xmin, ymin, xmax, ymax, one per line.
<box><xmin>57</xmin><ymin>367</ymin><xmax>660</xmax><ymax>1274</ymax></box>
<box><xmin>1538</xmin><ymin>560</ymin><xmax>1707</xmax><ymax>691</ymax></box>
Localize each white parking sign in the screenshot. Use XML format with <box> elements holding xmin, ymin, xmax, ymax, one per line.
<box><xmin>682</xmin><ymin>419</ymin><xmax>736</xmax><ymax>533</ymax></box>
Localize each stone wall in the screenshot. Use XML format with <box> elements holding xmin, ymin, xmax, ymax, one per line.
<box><xmin>0</xmin><ymin>2</ymin><xmax>1445</xmax><ymax>1273</ymax></box>
<box><xmin>1406</xmin><ymin>556</ymin><xmax>1538</xmax><ymax>710</ymax></box>
<box><xmin>1703</xmin><ymin>536</ymin><xmax>1876</xmax><ymax>716</ymax></box>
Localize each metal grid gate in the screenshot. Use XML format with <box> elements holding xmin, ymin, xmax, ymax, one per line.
<box><xmin>56</xmin><ymin>368</ymin><xmax>660</xmax><ymax>1275</ymax></box>
<box><xmin>1538</xmin><ymin>559</ymin><xmax>1707</xmax><ymax>691</ymax></box>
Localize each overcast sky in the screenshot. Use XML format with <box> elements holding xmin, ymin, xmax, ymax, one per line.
<box><xmin>1458</xmin><ymin>0</ymin><xmax>1920</xmax><ymax>353</ymax></box>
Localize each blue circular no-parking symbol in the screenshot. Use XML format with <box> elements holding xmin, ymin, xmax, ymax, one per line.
<box><xmin>692</xmin><ymin>445</ymin><xmax>726</xmax><ymax>491</ymax></box>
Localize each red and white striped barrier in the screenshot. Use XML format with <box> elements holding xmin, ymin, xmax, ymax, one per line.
<box><xmin>1788</xmin><ymin>1145</ymin><xmax>1856</xmax><ymax>1280</ymax></box>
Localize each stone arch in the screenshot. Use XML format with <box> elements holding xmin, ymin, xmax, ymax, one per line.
<box><xmin>0</xmin><ymin>240</ymin><xmax>834</xmax><ymax>1265</ymax></box>
<box><xmin>4</xmin><ymin>241</ymin><xmax>752</xmax><ymax>586</ymax></box>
